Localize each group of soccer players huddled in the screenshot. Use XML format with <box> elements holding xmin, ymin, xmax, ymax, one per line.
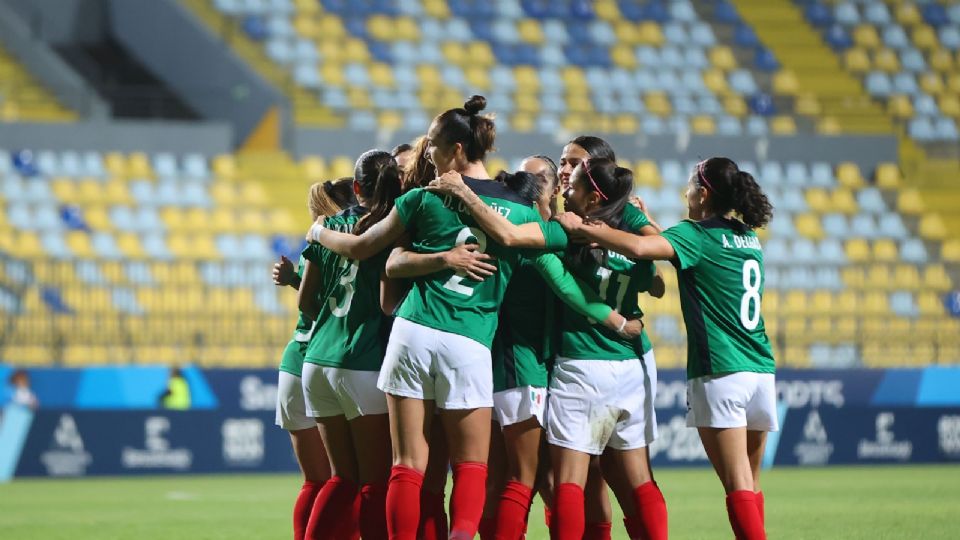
<box><xmin>270</xmin><ymin>95</ymin><xmax>776</xmax><ymax>540</ymax></box>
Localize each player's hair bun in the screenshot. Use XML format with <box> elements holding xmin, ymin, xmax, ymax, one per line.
<box><xmin>463</xmin><ymin>95</ymin><xmax>487</xmax><ymax>115</ymax></box>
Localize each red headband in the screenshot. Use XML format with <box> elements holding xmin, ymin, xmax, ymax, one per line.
<box><xmin>582</xmin><ymin>159</ymin><xmax>608</xmax><ymax>200</ymax></box>
<box><xmin>697</xmin><ymin>160</ymin><xmax>715</xmax><ymax>192</ymax></box>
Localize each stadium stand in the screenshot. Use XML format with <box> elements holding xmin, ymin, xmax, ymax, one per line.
<box><xmin>0</xmin><ymin>44</ymin><xmax>76</xmax><ymax>122</ymax></box>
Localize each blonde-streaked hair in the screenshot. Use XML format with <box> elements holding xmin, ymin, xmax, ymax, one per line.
<box><xmin>307</xmin><ymin>178</ymin><xmax>356</xmax><ymax>220</ymax></box>
<box><xmin>402</xmin><ymin>135</ymin><xmax>437</xmax><ymax>192</ymax></box>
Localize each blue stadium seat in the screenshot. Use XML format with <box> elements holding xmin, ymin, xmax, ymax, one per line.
<box><xmin>833</xmin><ymin>2</ymin><xmax>859</xmax><ymax>26</ymax></box>
<box><xmin>749</xmin><ymin>93</ymin><xmax>776</xmax><ymax>116</ymax></box>
<box><xmin>935</xmin><ymin>117</ymin><xmax>959</xmax><ymax>140</ymax></box>
<box><xmin>714</xmin><ymin>1</ymin><xmax>739</xmax><ymax>24</ymax></box>
<box><xmin>899</xmin><ymin>238</ymin><xmax>928</xmax><ymax>264</ymax></box>
<box><xmin>12</xmin><ymin>150</ymin><xmax>39</xmax><ymax>176</ymax></box>
<box><xmin>825</xmin><ymin>24</ymin><xmax>853</xmax><ymax>50</ymax></box>
<box><xmin>865</xmin><ymin>71</ymin><xmax>892</xmax><ymax>97</ymax></box>
<box><xmin>893</xmin><ymin>72</ymin><xmax>919</xmax><ymax>95</ymax></box>
<box><xmin>754</xmin><ymin>48</ymin><xmax>780</xmax><ymax>72</ymax></box>
<box><xmin>242</xmin><ymin>16</ymin><xmax>269</xmax><ymax>41</ymax></box>
<box><xmin>941</xmin><ymin>27</ymin><xmax>960</xmax><ymax>51</ymax></box>
<box><xmin>805</xmin><ymin>3</ymin><xmax>832</xmax><ymax>27</ymax></box>
<box><xmin>882</xmin><ymin>25</ymin><xmax>909</xmax><ymax>50</ymax></box>
<box><xmin>42</xmin><ymin>287</ymin><xmax>73</xmax><ymax>313</ymax></box>
<box><xmin>922</xmin><ymin>4</ymin><xmax>949</xmax><ymax>27</ymax></box>
<box><xmin>734</xmin><ymin>24</ymin><xmax>759</xmax><ymax>47</ymax></box>
<box><xmin>863</xmin><ymin>3</ymin><xmax>891</xmax><ymax>26</ymax></box>
<box><xmin>901</xmin><ymin>49</ymin><xmax>927</xmax><ymax>73</ymax></box>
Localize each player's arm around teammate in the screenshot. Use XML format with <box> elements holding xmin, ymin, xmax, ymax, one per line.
<box><xmin>561</xmin><ymin>158</ymin><xmax>777</xmax><ymax>540</ymax></box>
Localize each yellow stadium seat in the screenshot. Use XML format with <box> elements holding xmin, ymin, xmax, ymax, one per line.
<box><xmin>723</xmin><ymin>96</ymin><xmax>747</xmax><ymax>117</ymax></box>
<box><xmin>805</xmin><ymin>188</ymin><xmax>831</xmax><ymax>212</ymax></box>
<box><xmin>117</xmin><ymin>232</ymin><xmax>144</xmax><ymax>259</ymax></box>
<box><xmin>81</xmin><ymin>206</ymin><xmax>110</xmax><ymax>231</ymax></box>
<box><xmin>515</xmin><ymin>93</ymin><xmax>540</xmax><ymax>114</ymax></box>
<box><xmin>2</xmin><ymin>345</ymin><xmax>53</xmax><ymax>366</ymax></box>
<box><xmin>911</xmin><ymin>24</ymin><xmax>937</xmax><ymax>49</ymax></box>
<box><xmin>294</xmin><ymin>0</ymin><xmax>317</xmax><ymax>15</ymax></box>
<box><xmin>128</xmin><ymin>152</ymin><xmax>153</xmax><ymax>179</ymax></box>
<box><xmin>634</xmin><ymin>160</ymin><xmax>661</xmax><ymax>187</ymax></box>
<box><xmin>441</xmin><ymin>42</ymin><xmax>467</xmax><ymax>66</ymax></box>
<box><xmin>300</xmin><ymin>157</ymin><xmax>326</xmax><ymax>181</ymax></box>
<box><xmin>923</xmin><ymin>264</ymin><xmax>952</xmax><ymax>291</ymax></box>
<box><xmin>938</xmin><ymin>95</ymin><xmax>960</xmax><ymax>118</ymax></box>
<box><xmin>614</xmin><ymin>22</ymin><xmax>639</xmax><ymax>46</ymax></box>
<box><xmin>872</xmin><ymin>239</ymin><xmax>898</xmax><ymax>262</ymax></box>
<box><xmin>464</xmin><ymin>66</ymin><xmax>490</xmax><ymax>91</ymax></box>
<box><xmin>514</xmin><ymin>66</ymin><xmax>540</xmax><ymax>92</ymax></box>
<box><xmin>783</xmin><ymin>291</ymin><xmax>809</xmax><ymax>316</ymax></box>
<box><xmin>795</xmin><ymin>214</ymin><xmax>824</xmax><ymax>239</ymax></box>
<box><xmin>511</xmin><ymin>113</ymin><xmax>534</xmax><ymax>133</ymax></box>
<box><xmin>919</xmin><ymin>213</ymin><xmax>947</xmax><ymax>240</ymax></box>
<box><xmin>51</xmin><ymin>178</ymin><xmax>78</xmax><ymax>201</ymax></box>
<box><xmin>844</xmin><ymin>48</ymin><xmax>871</xmax><ymax>72</ymax></box>
<box><xmin>930</xmin><ymin>48</ymin><xmax>953</xmax><ymax>72</ymax></box>
<box><xmin>795</xmin><ymin>94</ymin><xmax>822</xmax><ymax>116</ymax></box>
<box><xmin>611</xmin><ymin>44</ymin><xmax>637</xmax><ymax>69</ymax></box>
<box><xmin>317</xmin><ymin>15</ymin><xmax>347</xmax><ymax>39</ymax></box>
<box><xmin>294</xmin><ymin>14</ymin><xmax>319</xmax><ymax>39</ymax></box>
<box><xmin>343</xmin><ymin>38</ymin><xmax>369</xmax><ymax>62</ymax></box>
<box><xmin>709</xmin><ymin>46</ymin><xmax>737</xmax><ymax>70</ymax></box>
<box><xmin>874</xmin><ymin>48</ymin><xmax>900</xmax><ymax>72</ymax></box>
<box><xmin>104</xmin><ymin>152</ymin><xmax>128</xmax><ymax>179</ymax></box>
<box><xmin>691</xmin><ymin>115</ymin><xmax>716</xmax><ymax>135</ymax></box>
<box><xmin>773</xmin><ymin>70</ymin><xmax>799</xmax><ymax>96</ymax></box>
<box><xmin>836</xmin><ymin>162</ymin><xmax>864</xmax><ymax>188</ymax></box>
<box><xmin>65</xmin><ymin>230</ymin><xmax>94</xmax><ymax>258</ymax></box>
<box><xmin>369</xmin><ymin>63</ymin><xmax>394</xmax><ymax>88</ymax></box>
<box><xmin>874</xmin><ymin>162</ymin><xmax>902</xmax><ymax>189</ymax></box>
<box><xmin>918</xmin><ymin>291</ymin><xmax>945</xmax><ymax>315</ymax></box>
<box><xmin>329</xmin><ymin>156</ymin><xmax>355</xmax><ymax>179</ymax></box>
<box><xmin>561</xmin><ymin>67</ymin><xmax>587</xmax><ymax>91</ymax></box>
<box><xmin>562</xmin><ymin>114</ymin><xmax>589</xmax><ymax>134</ymax></box>
<box><xmin>830</xmin><ymin>188</ymin><xmax>858</xmax><ymax>214</ymax></box>
<box><xmin>377</xmin><ymin>110</ymin><xmax>403</xmax><ymax>130</ymax></box>
<box><xmin>896</xmin><ymin>3</ymin><xmax>922</xmax><ymax>26</ymax></box>
<box><xmin>866</xmin><ymin>265</ymin><xmax>893</xmax><ymax>290</ymax></box>
<box><xmin>320</xmin><ymin>63</ymin><xmax>345</xmax><ymax>86</ymax></box>
<box><xmin>212</xmin><ymin>154</ymin><xmax>237</xmax><ymax>181</ymax></box>
<box><xmin>637</xmin><ymin>22</ymin><xmax>664</xmax><ymax>46</ymax></box>
<box><xmin>862</xmin><ymin>291</ymin><xmax>889</xmax><ymax>315</ymax></box>
<box><xmin>919</xmin><ymin>73</ymin><xmax>944</xmax><ymax>96</ymax></box>
<box><xmin>894</xmin><ymin>264</ymin><xmax>921</xmax><ymax>290</ymax></box>
<box><xmin>239</xmin><ymin>181</ymin><xmax>268</xmax><ymax>206</ymax></box>
<box><xmin>896</xmin><ymin>188</ymin><xmax>924</xmax><ymax>214</ymax></box>
<box><xmin>317</xmin><ymin>41</ymin><xmax>345</xmax><ymax>63</ymax></box>
<box><xmin>771</xmin><ymin>116</ymin><xmax>796</xmax><ymax>135</ymax></box>
<box><xmin>423</xmin><ymin>0</ymin><xmax>450</xmax><ymax>18</ymax></box>
<box><xmin>816</xmin><ymin>116</ymin><xmax>842</xmax><ymax>135</ymax></box>
<box><xmin>517</xmin><ymin>19</ymin><xmax>544</xmax><ymax>45</ymax></box>
<box><xmin>853</xmin><ymin>25</ymin><xmax>880</xmax><ymax>49</ymax></box>
<box><xmin>703</xmin><ymin>69</ymin><xmax>729</xmax><ymax>94</ymax></box>
<box><xmin>614</xmin><ymin>114</ymin><xmax>638</xmax><ymax>134</ymax></box>
<box><xmin>644</xmin><ymin>92</ymin><xmax>671</xmax><ymax>117</ymax></box>
<box><xmin>184</xmin><ymin>208</ymin><xmax>212</xmax><ymax>231</ymax></box>
<box><xmin>942</xmin><ymin>239</ymin><xmax>960</xmax><ymax>263</ymax></box>
<box><xmin>416</xmin><ymin>65</ymin><xmax>442</xmax><ymax>88</ymax></box>
<box><xmin>887</xmin><ymin>94</ymin><xmax>913</xmax><ymax>119</ymax></box>
<box><xmin>595</xmin><ymin>0</ymin><xmax>621</xmax><ymax>21</ymax></box>
<box><xmin>466</xmin><ymin>42</ymin><xmax>495</xmax><ymax>67</ymax></box>
<box><xmin>396</xmin><ymin>17</ymin><xmax>420</xmax><ymax>41</ymax></box>
<box><xmin>347</xmin><ymin>87</ymin><xmax>371</xmax><ymax>109</ymax></box>
<box><xmin>845</xmin><ymin>238</ymin><xmax>870</xmax><ymax>262</ymax></box>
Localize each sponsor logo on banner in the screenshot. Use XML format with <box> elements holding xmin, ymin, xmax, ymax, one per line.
<box><xmin>793</xmin><ymin>409</ymin><xmax>834</xmax><ymax>465</ymax></box>
<box><xmin>649</xmin><ymin>415</ymin><xmax>708</xmax><ymax>462</ymax></box>
<box><xmin>40</xmin><ymin>414</ymin><xmax>92</xmax><ymax>476</ymax></box>
<box><xmin>776</xmin><ymin>380</ymin><xmax>845</xmax><ymax>408</ymax></box>
<box><xmin>938</xmin><ymin>415</ymin><xmax>960</xmax><ymax>457</ymax></box>
<box><xmin>122</xmin><ymin>416</ymin><xmax>193</xmax><ymax>469</ymax></box>
<box><xmin>240</xmin><ymin>375</ymin><xmax>277</xmax><ymax>411</ymax></box>
<box><xmin>857</xmin><ymin>412</ymin><xmax>912</xmax><ymax>460</ymax></box>
<box><xmin>222</xmin><ymin>418</ymin><xmax>265</xmax><ymax>466</ymax></box>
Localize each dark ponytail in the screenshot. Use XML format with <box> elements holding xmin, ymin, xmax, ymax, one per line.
<box><xmin>695</xmin><ymin>157</ymin><xmax>773</xmax><ymax>230</ymax></box>
<box><xmin>353</xmin><ymin>149</ymin><xmax>402</xmax><ymax>235</ymax></box>
<box><xmin>570</xmin><ymin>158</ymin><xmax>634</xmax><ymax>266</ymax></box>
<box><xmin>569</xmin><ymin>135</ymin><xmax>616</xmax><ymax>162</ymax></box>
<box><xmin>431</xmin><ymin>95</ymin><xmax>496</xmax><ymax>162</ymax></box>
<box><xmin>496</xmin><ymin>170</ymin><xmax>542</xmax><ymax>205</ymax></box>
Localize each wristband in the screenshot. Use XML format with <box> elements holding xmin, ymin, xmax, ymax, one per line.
<box><xmin>308</xmin><ymin>222</ymin><xmax>325</xmax><ymax>243</ymax></box>
<box><xmin>617</xmin><ymin>316</ymin><xmax>627</xmax><ymax>335</ymax></box>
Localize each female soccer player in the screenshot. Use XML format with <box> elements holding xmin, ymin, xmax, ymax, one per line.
<box><xmin>297</xmin><ymin>150</ymin><xmax>403</xmax><ymax>540</ymax></box>
<box><xmin>305</xmin><ymin>96</ymin><xmax>642</xmax><ymax>540</ymax></box>
<box><xmin>556</xmin><ymin>157</ymin><xmax>777</xmax><ymax>540</ymax></box>
<box><xmin>426</xmin><ymin>159</ymin><xmax>669</xmax><ymax>540</ymax></box>
<box><xmin>272</xmin><ymin>181</ymin><xmax>350</xmax><ymax>540</ymax></box>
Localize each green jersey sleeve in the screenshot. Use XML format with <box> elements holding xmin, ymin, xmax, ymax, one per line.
<box><xmin>622</xmin><ymin>203</ymin><xmax>652</xmax><ymax>231</ymax></box>
<box><xmin>531</xmin><ymin>252</ymin><xmax>612</xmax><ymax>322</ymax></box>
<box><xmin>394</xmin><ymin>188</ymin><xmax>425</xmax><ymax>227</ymax></box>
<box><xmin>539</xmin><ymin>220</ymin><xmax>569</xmax><ymax>251</ymax></box>
<box><xmin>662</xmin><ymin>220</ymin><xmax>704</xmax><ymax>270</ymax></box>
<box><xmin>301</xmin><ymin>243</ymin><xmax>324</xmax><ymax>264</ymax></box>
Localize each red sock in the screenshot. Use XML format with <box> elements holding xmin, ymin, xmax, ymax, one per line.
<box><xmin>305</xmin><ymin>476</ymin><xmax>358</xmax><ymax>540</ymax></box>
<box><xmin>622</xmin><ymin>481</ymin><xmax>668</xmax><ymax>540</ymax></box>
<box><xmin>386</xmin><ymin>466</ymin><xmax>424</xmax><ymax>540</ymax></box>
<box><xmin>449</xmin><ymin>461</ymin><xmax>488</xmax><ymax>538</ymax></box>
<box><xmin>494</xmin><ymin>481</ymin><xmax>533</xmax><ymax>540</ymax></box>
<box><xmin>583</xmin><ymin>521</ymin><xmax>612</xmax><ymax>540</ymax></box>
<box><xmin>359</xmin><ymin>482</ymin><xmax>388</xmax><ymax>540</ymax></box>
<box><xmin>478</xmin><ymin>516</ymin><xmax>497</xmax><ymax>540</ymax></box>
<box><xmin>755</xmin><ymin>491</ymin><xmax>764</xmax><ymax>526</ymax></box>
<box><xmin>553</xmin><ymin>483</ymin><xmax>585</xmax><ymax>540</ymax></box>
<box><xmin>294</xmin><ymin>481</ymin><xmax>323</xmax><ymax>540</ymax></box>
<box><xmin>544</xmin><ymin>506</ymin><xmax>553</xmax><ymax>529</ymax></box>
<box><xmin>417</xmin><ymin>489</ymin><xmax>448</xmax><ymax>540</ymax></box>
<box><xmin>726</xmin><ymin>490</ymin><xmax>766</xmax><ymax>540</ymax></box>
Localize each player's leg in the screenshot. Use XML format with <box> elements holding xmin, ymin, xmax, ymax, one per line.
<box><xmin>698</xmin><ymin>427</ymin><xmax>765</xmax><ymax>540</ymax></box>
<box><xmin>418</xmin><ymin>420</ymin><xmax>449</xmax><ymax>540</ymax></box>
<box><xmin>602</xmin><ymin>447</ymin><xmax>666</xmax><ymax>540</ymax></box>
<box><xmin>288</xmin><ymin>427</ymin><xmax>330</xmax><ymax>540</ymax></box>
<box><xmin>384</xmin><ymin>394</ymin><xmax>434</xmax><ymax>540</ymax></box>
<box><xmin>536</xmin><ymin>439</ymin><xmax>555</xmax><ymax>532</ymax></box>
<box><xmin>747</xmin><ymin>430</ymin><xmax>767</xmax><ymax>525</ymax></box>
<box><xmin>550</xmin><ymin>445</ymin><xmax>592</xmax><ymax>540</ymax></box>
<box><xmin>441</xmin><ymin>407</ymin><xmax>493</xmax><ymax>540</ymax></box>
<box><xmin>349</xmin><ymin>412</ymin><xmax>392</xmax><ymax>540</ymax></box>
<box><xmin>307</xmin><ymin>413</ymin><xmax>360</xmax><ymax>540</ymax></box>
<box><xmin>480</xmin><ymin>421</ymin><xmax>506</xmax><ymax>539</ymax></box>
<box><xmin>495</xmin><ymin>416</ymin><xmax>542</xmax><ymax>540</ymax></box>
<box><xmin>584</xmin><ymin>460</ymin><xmax>613</xmax><ymax>540</ymax></box>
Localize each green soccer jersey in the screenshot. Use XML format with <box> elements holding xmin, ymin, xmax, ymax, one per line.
<box><xmin>493</xmin><ymin>257</ymin><xmax>554</xmax><ymax>391</ymax></box>
<box><xmin>393</xmin><ymin>178</ymin><xmax>541</xmax><ymax>349</ymax></box>
<box><xmin>278</xmin><ymin>256</ymin><xmax>311</xmax><ymax>377</ymax></box>
<box><xmin>302</xmin><ymin>207</ymin><xmax>389</xmax><ymax>372</ymax></box>
<box><xmin>661</xmin><ymin>217</ymin><xmax>776</xmax><ymax>380</ymax></box>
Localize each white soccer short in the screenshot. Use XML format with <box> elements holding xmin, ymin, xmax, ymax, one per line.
<box><xmin>494</xmin><ymin>385</ymin><xmax>547</xmax><ymax>428</ymax></box>
<box><xmin>275</xmin><ymin>370</ymin><xmax>316</xmax><ymax>431</ymax></box>
<box><xmin>686</xmin><ymin>371</ymin><xmax>779</xmax><ymax>431</ymax></box>
<box><xmin>377</xmin><ymin>318</ymin><xmax>493</xmax><ymax>410</ymax></box>
<box><xmin>546</xmin><ymin>351</ymin><xmax>658</xmax><ymax>455</ymax></box>
<box><xmin>302</xmin><ymin>363</ymin><xmax>387</xmax><ymax>421</ymax></box>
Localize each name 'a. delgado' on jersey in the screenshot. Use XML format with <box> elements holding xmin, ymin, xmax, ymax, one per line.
<box><xmin>440</xmin><ymin>193</ymin><xmax>512</xmax><ymax>219</ymax></box>
<box><xmin>721</xmin><ymin>233</ymin><xmax>763</xmax><ymax>250</ymax></box>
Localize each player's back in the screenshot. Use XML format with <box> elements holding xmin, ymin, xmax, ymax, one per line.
<box><xmin>662</xmin><ymin>216</ymin><xmax>774</xmax><ymax>379</ymax></box>
<box><xmin>394</xmin><ymin>177</ymin><xmax>540</xmax><ymax>348</ymax></box>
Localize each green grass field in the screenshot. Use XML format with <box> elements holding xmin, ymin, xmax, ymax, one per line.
<box><xmin>1</xmin><ymin>465</ymin><xmax>958</xmax><ymax>539</ymax></box>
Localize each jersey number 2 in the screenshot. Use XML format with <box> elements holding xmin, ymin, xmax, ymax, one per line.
<box><xmin>442</xmin><ymin>227</ymin><xmax>488</xmax><ymax>296</ymax></box>
<box><xmin>740</xmin><ymin>259</ymin><xmax>761</xmax><ymax>330</ymax></box>
<box><xmin>328</xmin><ymin>256</ymin><xmax>359</xmax><ymax>317</ymax></box>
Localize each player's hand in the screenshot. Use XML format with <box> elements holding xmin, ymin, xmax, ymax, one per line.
<box><xmin>628</xmin><ymin>196</ymin><xmax>647</xmax><ymax>214</ymax></box>
<box><xmin>620</xmin><ymin>317</ymin><xmax>644</xmax><ymax>339</ymax></box>
<box><xmin>425</xmin><ymin>170</ymin><xmax>467</xmax><ymax>198</ymax></box>
<box><xmin>305</xmin><ymin>216</ymin><xmax>324</xmax><ymax>244</ymax></box>
<box><xmin>443</xmin><ymin>243</ymin><xmax>497</xmax><ymax>281</ymax></box>
<box><xmin>556</xmin><ymin>211</ymin><xmax>583</xmax><ymax>232</ymax></box>
<box><xmin>273</xmin><ymin>255</ymin><xmax>296</xmax><ymax>286</ymax></box>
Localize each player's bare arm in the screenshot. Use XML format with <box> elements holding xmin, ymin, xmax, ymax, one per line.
<box><xmin>557</xmin><ymin>212</ymin><xmax>676</xmax><ymax>261</ymax></box>
<box><xmin>307</xmin><ymin>208</ymin><xmax>406</xmax><ymax>260</ymax></box>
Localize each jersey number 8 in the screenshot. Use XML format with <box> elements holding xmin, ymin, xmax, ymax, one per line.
<box><xmin>740</xmin><ymin>259</ymin><xmax>761</xmax><ymax>330</ymax></box>
<box><xmin>442</xmin><ymin>226</ymin><xmax>488</xmax><ymax>296</ymax></box>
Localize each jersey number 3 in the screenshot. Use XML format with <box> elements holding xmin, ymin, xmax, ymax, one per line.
<box><xmin>329</xmin><ymin>256</ymin><xmax>359</xmax><ymax>317</ymax></box>
<box><xmin>442</xmin><ymin>227</ymin><xmax>488</xmax><ymax>296</ymax></box>
<box><xmin>740</xmin><ymin>259</ymin><xmax>761</xmax><ymax>330</ymax></box>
